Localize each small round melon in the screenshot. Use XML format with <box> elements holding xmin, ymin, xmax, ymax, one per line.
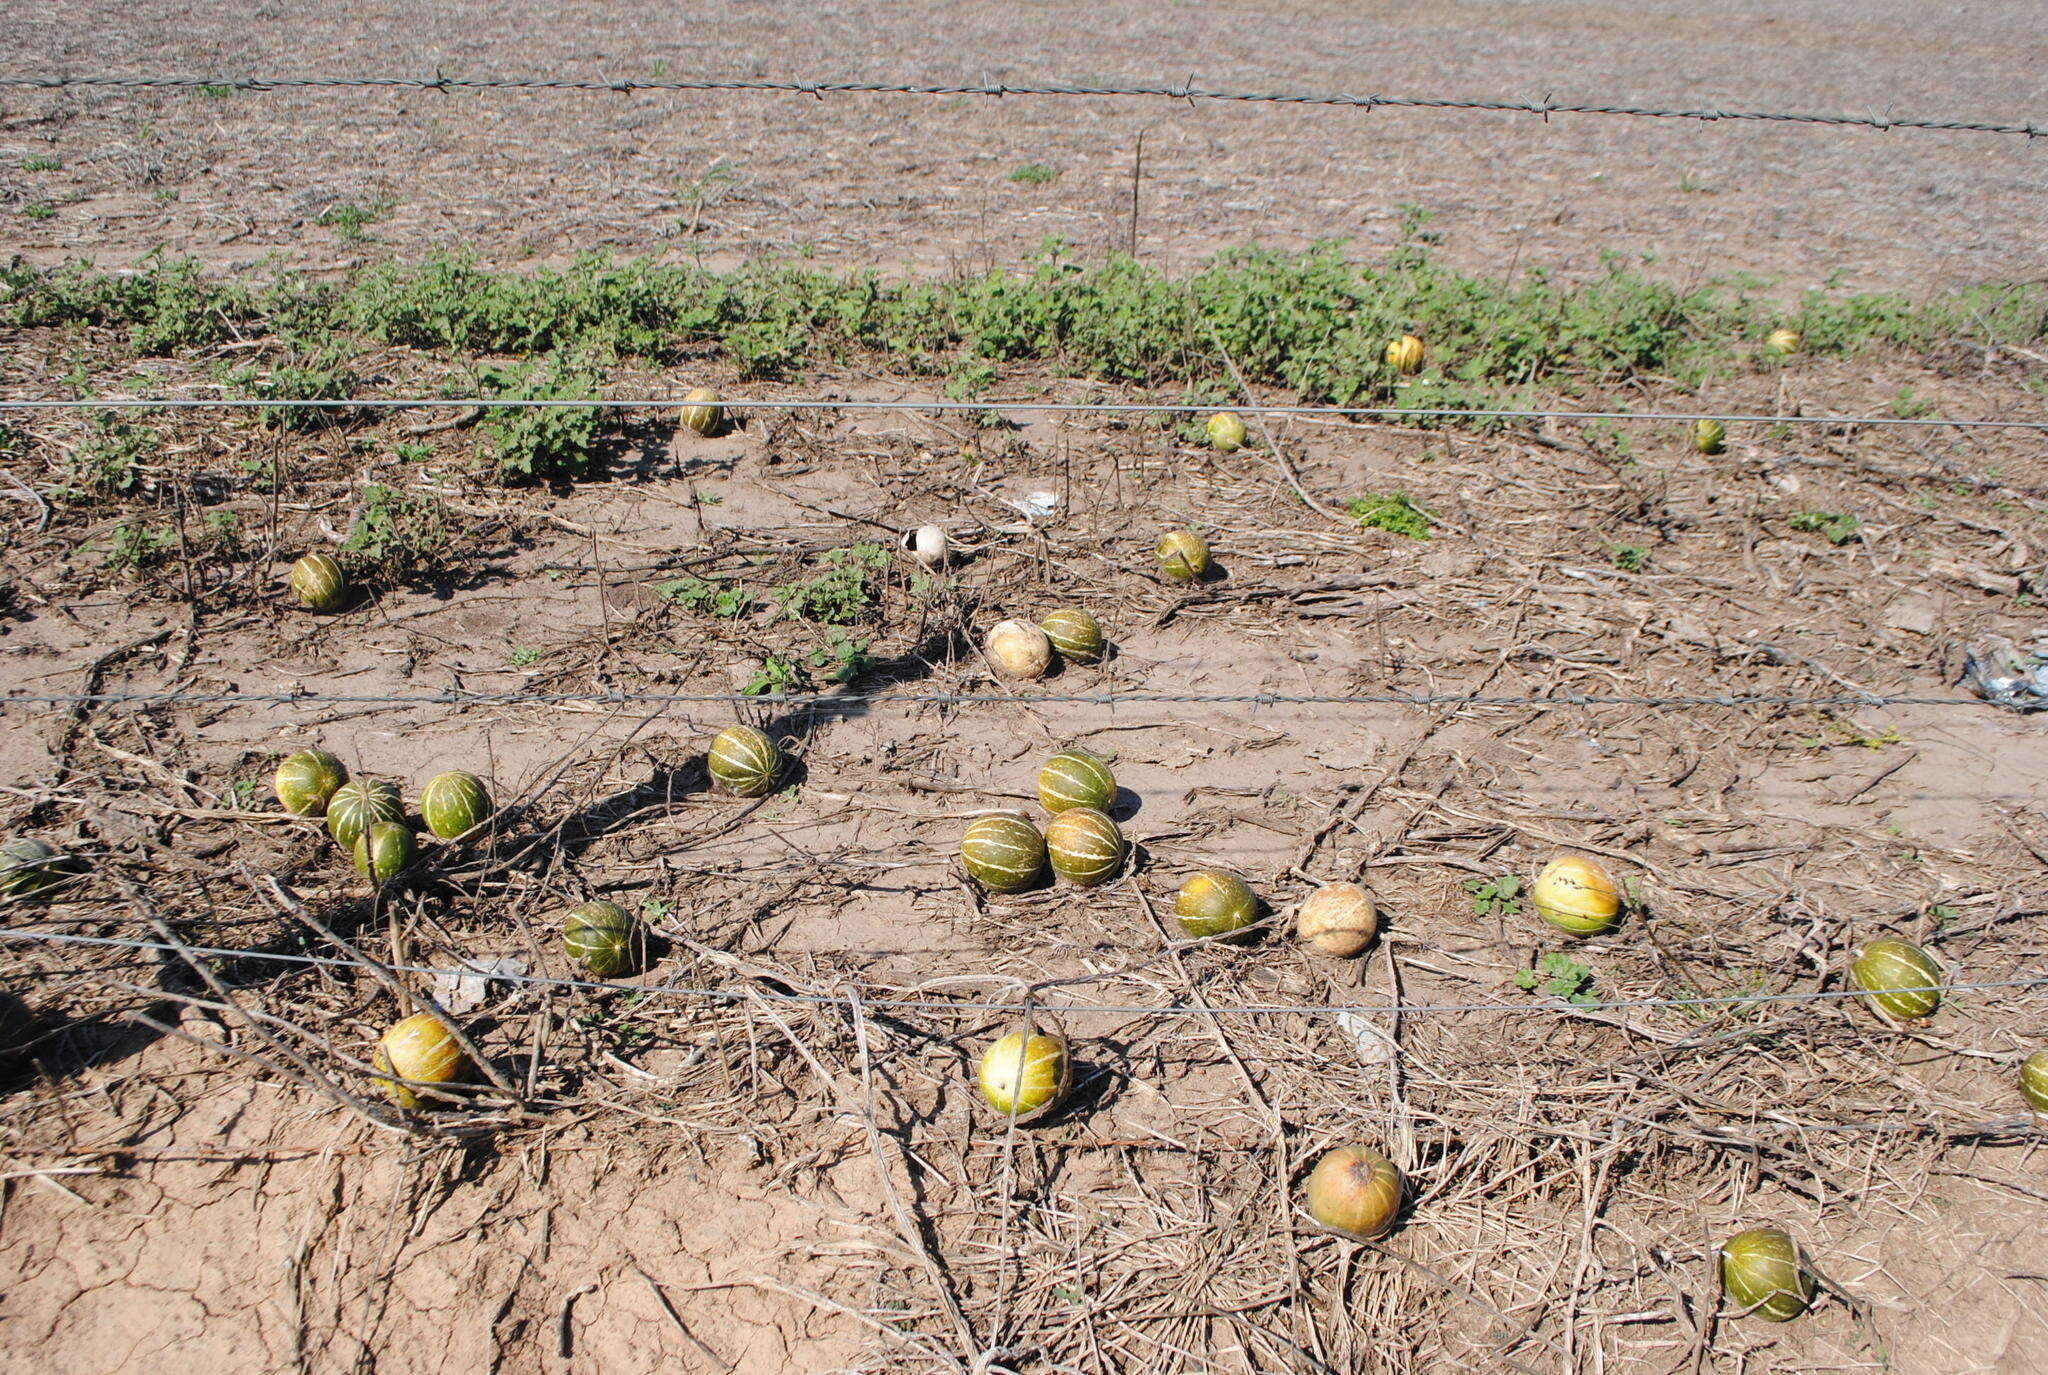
<box><xmin>708</xmin><ymin>725</ymin><xmax>781</xmax><ymax>797</ymax></box>
<box><xmin>373</xmin><ymin>1012</ymin><xmax>470</xmax><ymax>1110</ymax></box>
<box><xmin>1305</xmin><ymin>1144</ymin><xmax>1404</xmax><ymax>1239</ymax></box>
<box><xmin>1694</xmin><ymin>419</ymin><xmax>1727</xmax><ymax>455</ymax></box>
<box><xmin>1385</xmin><ymin>334</ymin><xmax>1426</xmax><ymax>375</ymax></box>
<box><xmin>2020</xmin><ymin>1050</ymin><xmax>2048</xmax><ymax>1114</ymax></box>
<box><xmin>352</xmin><ymin>821</ymin><xmax>417</xmax><ymax>882</ymax></box>
<box><xmin>1155</xmin><ymin>529</ymin><xmax>1210</xmax><ymax>583</ymax></box>
<box><xmin>1175</xmin><ymin>869</ymin><xmax>1257</xmax><ymax>939</ymax></box>
<box><xmin>275</xmin><ymin>748</ymin><xmax>348</xmax><ymax>817</ymax></box>
<box><xmin>1205</xmin><ymin>412</ymin><xmax>1248</xmax><ymax>453</ymax></box>
<box><xmin>564</xmin><ymin>900</ymin><xmax>637</xmax><ymax>977</ymax></box>
<box><xmin>1297</xmin><ymin>883</ymin><xmax>1379</xmax><ymax>957</ymax></box>
<box><xmin>1039</xmin><ymin>609</ymin><xmax>1105</xmax><ymax>664</ymax></box>
<box><xmin>1851</xmin><ymin>937</ymin><xmax>1942</xmax><ymax>1021</ymax></box>
<box><xmin>1532</xmin><ymin>855</ymin><xmax>1623</xmax><ymax>937</ymax></box>
<box><xmin>289</xmin><ymin>552</ymin><xmax>348</xmax><ymax>613</ymax></box>
<box><xmin>327</xmin><ymin>778</ymin><xmax>402</xmax><ymax>848</ymax></box>
<box><xmin>1037</xmin><ymin>749</ymin><xmax>1116</xmax><ymax>815</ymax></box>
<box><xmin>678</xmin><ymin>387</ymin><xmax>723</xmax><ymax>437</ymax></box>
<box><xmin>0</xmin><ymin>838</ymin><xmax>72</xmax><ymax>900</ymax></box>
<box><xmin>986</xmin><ymin>620</ymin><xmax>1054</xmax><ymax>680</ymax></box>
<box><xmin>961</xmin><ymin>814</ymin><xmax>1046</xmax><ymax>893</ymax></box>
<box><xmin>977</xmin><ymin>1029</ymin><xmax>1072</xmax><ymax>1123</ymax></box>
<box><xmin>420</xmin><ymin>771</ymin><xmax>491</xmax><ymax>839</ymax></box>
<box><xmin>1045</xmin><ymin>807</ymin><xmax>1123</xmax><ymax>887</ymax></box>
<box><xmin>1720</xmin><ymin>1227</ymin><xmax>1814</xmax><ymax>1322</ymax></box>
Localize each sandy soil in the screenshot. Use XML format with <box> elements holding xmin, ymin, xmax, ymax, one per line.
<box><xmin>1</xmin><ymin>2</ymin><xmax>2044</xmax><ymax>290</ymax></box>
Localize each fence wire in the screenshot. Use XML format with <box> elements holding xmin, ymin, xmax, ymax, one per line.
<box><xmin>4</xmin><ymin>928</ymin><xmax>2037</xmax><ymax>1021</ymax></box>
<box><xmin>0</xmin><ymin>688</ymin><xmax>1979</xmax><ymax>712</ymax></box>
<box><xmin>2</xmin><ymin>396</ymin><xmax>2044</xmax><ymax>431</ymax></box>
<box><xmin>0</xmin><ymin>72</ymin><xmax>2040</xmax><ymax>139</ymax></box>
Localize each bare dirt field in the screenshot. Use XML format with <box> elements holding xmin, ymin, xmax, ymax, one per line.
<box><xmin>2</xmin><ymin>6</ymin><xmax>2047</xmax><ymax>1375</ymax></box>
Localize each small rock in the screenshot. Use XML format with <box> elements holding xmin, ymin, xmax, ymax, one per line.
<box><xmin>1884</xmin><ymin>600</ymin><xmax>1939</xmax><ymax>636</ymax></box>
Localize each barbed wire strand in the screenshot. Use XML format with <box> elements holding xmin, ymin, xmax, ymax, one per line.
<box><xmin>0</xmin><ymin>688</ymin><xmax>1988</xmax><ymax>711</ymax></box>
<box><xmin>4</xmin><ymin>928</ymin><xmax>2039</xmax><ymax>1019</ymax></box>
<box><xmin>0</xmin><ymin>73</ymin><xmax>2040</xmax><ymax>139</ymax></box>
<box><xmin>2</xmin><ymin>396</ymin><xmax>2043</xmax><ymax>431</ymax></box>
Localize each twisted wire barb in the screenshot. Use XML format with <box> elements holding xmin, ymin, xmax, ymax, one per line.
<box><xmin>0</xmin><ymin>72</ymin><xmax>2040</xmax><ymax>139</ymax></box>
<box><xmin>1</xmin><ymin>396</ymin><xmax>2043</xmax><ymax>431</ymax></box>
<box><xmin>4</xmin><ymin>928</ymin><xmax>2039</xmax><ymax>1020</ymax></box>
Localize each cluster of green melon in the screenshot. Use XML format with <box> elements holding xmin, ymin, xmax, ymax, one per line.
<box><xmin>273</xmin><ymin>747</ymin><xmax>492</xmax><ymax>882</ymax></box>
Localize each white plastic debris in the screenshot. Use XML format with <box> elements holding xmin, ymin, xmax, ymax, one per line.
<box><xmin>1962</xmin><ymin>635</ymin><xmax>2048</xmax><ymax>711</ymax></box>
<box><xmin>432</xmin><ymin>956</ymin><xmax>529</xmax><ymax>1013</ymax></box>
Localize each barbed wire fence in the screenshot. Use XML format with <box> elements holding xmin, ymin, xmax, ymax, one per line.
<box><xmin>0</xmin><ymin>688</ymin><xmax>1995</xmax><ymax>711</ymax></box>
<box><xmin>0</xmin><ymin>71</ymin><xmax>2041</xmax><ymax>139</ymax></box>
<box><xmin>2</xmin><ymin>395</ymin><xmax>2044</xmax><ymax>430</ymax></box>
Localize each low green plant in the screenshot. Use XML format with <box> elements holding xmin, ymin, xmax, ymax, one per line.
<box><xmin>1466</xmin><ymin>875</ymin><xmax>1524</xmax><ymax>920</ymax></box>
<box><xmin>21</xmin><ymin>155</ymin><xmax>61</xmax><ymax>173</ymax></box>
<box><xmin>744</xmin><ymin>655</ymin><xmax>801</xmax><ymax>696</ymax></box>
<box><xmin>69</xmin><ymin>419</ymin><xmax>150</xmax><ymax>497</ymax></box>
<box><xmin>657</xmin><ymin>576</ymin><xmax>750</xmax><ymax>619</ymax></box>
<box><xmin>808</xmin><ymin>629</ymin><xmax>874</xmax><ymax>683</ymax></box>
<box><xmin>1514</xmin><ymin>952</ymin><xmax>1599</xmax><ymax>1005</ymax></box>
<box><xmin>102</xmin><ymin>520</ymin><xmax>179</xmax><ymax>573</ymax></box>
<box><xmin>339</xmin><ymin>483</ymin><xmax>451</xmax><ymax>580</ymax></box>
<box><xmin>1607</xmin><ymin>542</ymin><xmax>1648</xmax><ymax>572</ymax></box>
<box><xmin>1009</xmin><ymin>164</ymin><xmax>1058</xmax><ymax>185</ymax></box>
<box><xmin>1789</xmin><ymin>510</ymin><xmax>1861</xmax><ymax>545</ymax></box>
<box><xmin>23</xmin><ymin>203</ymin><xmax>54</xmax><ymax>221</ymax></box>
<box><xmin>1346</xmin><ymin>492</ymin><xmax>1432</xmax><ymax>539</ymax></box>
<box><xmin>476</xmin><ymin>354</ymin><xmax>605</xmax><ymax>480</ymax></box>
<box><xmin>316</xmin><ymin>200</ymin><xmax>393</xmax><ymax>240</ymax></box>
<box><xmin>509</xmin><ymin>645</ymin><xmax>540</xmax><ymax>668</ymax></box>
<box><xmin>770</xmin><ymin>543</ymin><xmax>891</xmax><ymax>625</ymax></box>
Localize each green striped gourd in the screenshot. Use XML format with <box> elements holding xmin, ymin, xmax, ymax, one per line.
<box><xmin>1175</xmin><ymin>869</ymin><xmax>1257</xmax><ymax>939</ymax></box>
<box><xmin>373</xmin><ymin>1012</ymin><xmax>470</xmax><ymax>1110</ymax></box>
<box><xmin>2021</xmin><ymin>1050</ymin><xmax>2048</xmax><ymax>1114</ymax></box>
<box><xmin>564</xmin><ymin>900</ymin><xmax>637</xmax><ymax>977</ymax></box>
<box><xmin>708</xmin><ymin>725</ymin><xmax>780</xmax><ymax>796</ymax></box>
<box><xmin>961</xmin><ymin>815</ymin><xmax>1046</xmax><ymax>893</ymax></box>
<box><xmin>0</xmin><ymin>990</ymin><xmax>34</xmax><ymax>1070</ymax></box>
<box><xmin>1305</xmin><ymin>1144</ymin><xmax>1403</xmax><ymax>1239</ymax></box>
<box><xmin>1719</xmin><ymin>1227</ymin><xmax>1814</xmax><ymax>1322</ymax></box>
<box><xmin>353</xmin><ymin>822</ymin><xmax>417</xmax><ymax>882</ymax></box>
<box><xmin>1205</xmin><ymin>412</ymin><xmax>1247</xmax><ymax>453</ymax></box>
<box><xmin>275</xmin><ymin>748</ymin><xmax>348</xmax><ymax>817</ymax></box>
<box><xmin>976</xmin><ymin>1029</ymin><xmax>1072</xmax><ymax>1122</ymax></box>
<box><xmin>1155</xmin><ymin>529</ymin><xmax>1210</xmax><ymax>583</ymax></box>
<box><xmin>289</xmin><ymin>552</ymin><xmax>348</xmax><ymax>613</ymax></box>
<box><xmin>1851</xmin><ymin>937</ymin><xmax>1942</xmax><ymax>1020</ymax></box>
<box><xmin>1766</xmin><ymin>327</ymin><xmax>1802</xmax><ymax>356</ymax></box>
<box><xmin>1037</xmin><ymin>749</ymin><xmax>1116</xmax><ymax>815</ymax></box>
<box><xmin>678</xmin><ymin>387</ymin><xmax>723</xmax><ymax>437</ymax></box>
<box><xmin>0</xmin><ymin>838</ymin><xmax>68</xmax><ymax>899</ymax></box>
<box><xmin>421</xmin><ymin>771</ymin><xmax>492</xmax><ymax>839</ymax></box>
<box><xmin>327</xmin><ymin>778</ymin><xmax>402</xmax><ymax>847</ymax></box>
<box><xmin>1693</xmin><ymin>419</ymin><xmax>1727</xmax><ymax>455</ymax></box>
<box><xmin>1045</xmin><ymin>807</ymin><xmax>1123</xmax><ymax>887</ymax></box>
<box><xmin>1039</xmin><ymin>609</ymin><xmax>1105</xmax><ymax>663</ymax></box>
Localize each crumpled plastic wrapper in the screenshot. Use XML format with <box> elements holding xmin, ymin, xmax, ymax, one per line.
<box><xmin>432</xmin><ymin>956</ymin><xmax>529</xmax><ymax>1013</ymax></box>
<box><xmin>1961</xmin><ymin>635</ymin><xmax>2048</xmax><ymax>711</ymax></box>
